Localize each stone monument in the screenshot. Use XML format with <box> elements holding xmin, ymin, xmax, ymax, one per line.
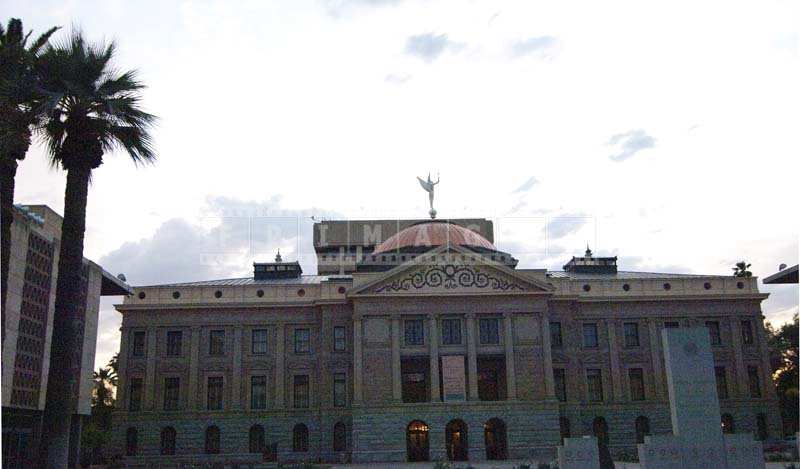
<box><xmin>558</xmin><ymin>436</ymin><xmax>600</xmax><ymax>469</ymax></box>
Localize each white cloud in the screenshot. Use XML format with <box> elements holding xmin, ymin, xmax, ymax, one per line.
<box><xmin>608</xmin><ymin>129</ymin><xmax>656</xmax><ymax>162</ymax></box>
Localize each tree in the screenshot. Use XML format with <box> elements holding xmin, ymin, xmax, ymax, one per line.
<box><xmin>37</xmin><ymin>30</ymin><xmax>155</xmax><ymax>467</ymax></box>
<box><xmin>766</xmin><ymin>314</ymin><xmax>799</xmax><ymax>436</ymax></box>
<box><xmin>82</xmin><ymin>365</ymin><xmax>117</xmax><ymax>465</ymax></box>
<box><xmin>733</xmin><ymin>261</ymin><xmax>752</xmax><ymax>277</ymax></box>
<box><xmin>0</xmin><ymin>18</ymin><xmax>58</xmax><ymax>332</ymax></box>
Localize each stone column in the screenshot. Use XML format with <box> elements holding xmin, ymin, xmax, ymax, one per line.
<box><xmin>144</xmin><ymin>325</ymin><xmax>157</xmax><ymax>410</ymax></box>
<box><xmin>465</xmin><ymin>313</ymin><xmax>479</xmax><ymax>400</ymax></box>
<box><xmin>116</xmin><ymin>328</ymin><xmax>129</xmax><ymax>405</ymax></box>
<box><xmin>756</xmin><ymin>315</ymin><xmax>778</xmax><ymax>399</ymax></box>
<box><xmin>275</xmin><ymin>323</ymin><xmax>286</xmax><ymax>408</ymax></box>
<box><xmin>647</xmin><ymin>319</ymin><xmax>665</xmax><ymax>400</ymax></box>
<box><xmin>187</xmin><ymin>326</ymin><xmax>200</xmax><ymax>409</ymax></box>
<box><xmin>391</xmin><ymin>317</ymin><xmax>402</xmax><ymax>402</ymax></box>
<box><xmin>429</xmin><ymin>314</ymin><xmax>440</xmax><ymax>402</ymax></box>
<box><xmin>503</xmin><ymin>313</ymin><xmax>517</xmax><ymax>400</ymax></box>
<box><xmin>730</xmin><ymin>318</ymin><xmax>749</xmax><ymax>397</ymax></box>
<box><xmin>607</xmin><ymin>320</ymin><xmax>623</xmax><ymax>401</ymax></box>
<box><xmin>353</xmin><ymin>316</ymin><xmax>363</xmax><ymax>404</ymax></box>
<box><xmin>231</xmin><ymin>326</ymin><xmax>243</xmax><ymax>409</ymax></box>
<box><xmin>541</xmin><ymin>312</ymin><xmax>555</xmax><ymax>398</ymax></box>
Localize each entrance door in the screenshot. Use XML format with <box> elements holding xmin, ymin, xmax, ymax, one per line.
<box><xmin>406</xmin><ymin>420</ymin><xmax>430</xmax><ymax>462</ymax></box>
<box><xmin>446</xmin><ymin>419</ymin><xmax>468</xmax><ymax>461</ymax></box>
<box><xmin>484</xmin><ymin>418</ymin><xmax>507</xmax><ymax>460</ymax></box>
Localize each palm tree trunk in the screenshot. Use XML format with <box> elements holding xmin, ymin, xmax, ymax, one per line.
<box><xmin>40</xmin><ymin>166</ymin><xmax>91</xmax><ymax>469</ymax></box>
<box><xmin>1</xmin><ymin>158</ymin><xmax>18</xmax><ymax>343</ymax></box>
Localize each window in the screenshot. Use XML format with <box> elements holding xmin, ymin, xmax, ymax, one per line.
<box><xmin>747</xmin><ymin>366</ymin><xmax>761</xmax><ymax>397</ymax></box>
<box><xmin>559</xmin><ymin>417</ymin><xmax>571</xmax><ymax>444</ymax></box>
<box><xmin>405</xmin><ymin>319</ymin><xmax>424</xmax><ymax>345</ymax></box>
<box><xmin>586</xmin><ymin>369</ymin><xmax>603</xmax><ymax>402</ymax></box>
<box><xmin>333</xmin><ymin>372</ymin><xmax>346</xmax><ymax>407</ymax></box>
<box><xmin>251</xmin><ymin>376</ymin><xmax>267</xmax><ymax>410</ymax></box>
<box><xmin>664</xmin><ymin>321</ymin><xmax>680</xmax><ymax>329</ymax></box>
<box><xmin>333</xmin><ymin>422</ymin><xmax>347</xmax><ymax>452</ymax></box>
<box><xmin>441</xmin><ymin>318</ymin><xmax>462</xmax><ymax>345</ymax></box>
<box><xmin>207</xmin><ymin>376</ymin><xmax>223</xmax><ymax>410</ymax></box>
<box><xmin>132</xmin><ymin>331</ymin><xmax>145</xmax><ymax>357</ymax></box>
<box><xmin>209</xmin><ymin>330</ymin><xmax>225</xmax><ymax>355</ymax></box>
<box><xmin>741</xmin><ymin>320</ymin><xmax>754</xmax><ymax>345</ymax></box>
<box><xmin>249</xmin><ymin>425</ymin><xmax>265</xmax><ymax>453</ymax></box>
<box><xmin>160</xmin><ymin>427</ymin><xmax>176</xmax><ymax>455</ymax></box>
<box><xmin>629</xmin><ymin>368</ymin><xmax>645</xmax><ymax>401</ymax></box>
<box><xmin>294</xmin><ymin>329</ymin><xmax>310</xmax><ymax>353</ymax></box>
<box><xmin>252</xmin><ymin>329</ymin><xmax>268</xmax><ymax>354</ymax></box>
<box><xmin>714</xmin><ymin>366</ymin><xmax>729</xmax><ymax>399</ymax></box>
<box><xmin>166</xmin><ymin>331</ymin><xmax>182</xmax><ymax>356</ymax></box>
<box><xmin>479</xmin><ymin>318</ymin><xmax>500</xmax><ymax>345</ymax></box>
<box><xmin>333</xmin><ymin>326</ymin><xmax>346</xmax><ymax>351</ymax></box>
<box><xmin>756</xmin><ymin>413</ymin><xmax>768</xmax><ymax>441</ymax></box>
<box><xmin>623</xmin><ymin>322</ymin><xmax>640</xmax><ymax>347</ymax></box>
<box><xmin>126</xmin><ymin>427</ymin><xmax>138</xmax><ymax>456</ymax></box>
<box><xmin>583</xmin><ymin>323</ymin><xmax>598</xmax><ymax>348</ymax></box>
<box><xmin>205</xmin><ymin>425</ymin><xmax>220</xmax><ymax>454</ymax></box>
<box><xmin>163</xmin><ymin>377</ymin><xmax>180</xmax><ymax>410</ymax></box>
<box><xmin>721</xmin><ymin>414</ymin><xmax>735</xmax><ymax>434</ymax></box>
<box><xmin>705</xmin><ymin>321</ymin><xmax>721</xmax><ymax>346</ymax></box>
<box><xmin>293</xmin><ymin>423</ymin><xmax>309</xmax><ymax>452</ymax></box>
<box><xmin>553</xmin><ymin>368</ymin><xmax>567</xmax><ymax>402</ymax></box>
<box><xmin>550</xmin><ymin>322</ymin><xmax>563</xmax><ymax>347</ymax></box>
<box><xmin>635</xmin><ymin>416</ymin><xmax>650</xmax><ymax>444</ymax></box>
<box><xmin>294</xmin><ymin>375</ymin><xmax>309</xmax><ymax>408</ymax></box>
<box><xmin>129</xmin><ymin>377</ymin><xmax>143</xmax><ymax>411</ymax></box>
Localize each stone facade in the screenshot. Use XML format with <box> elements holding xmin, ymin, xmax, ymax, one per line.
<box><xmin>111</xmin><ymin>219</ymin><xmax>780</xmax><ymax>466</ymax></box>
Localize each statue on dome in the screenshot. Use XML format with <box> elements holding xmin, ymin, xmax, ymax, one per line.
<box><xmin>417</xmin><ymin>173</ymin><xmax>440</xmax><ymax>219</ymax></box>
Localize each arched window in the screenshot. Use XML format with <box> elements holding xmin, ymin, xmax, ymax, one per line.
<box><xmin>592</xmin><ymin>416</ymin><xmax>609</xmax><ymax>446</ymax></box>
<box><xmin>559</xmin><ymin>417</ymin><xmax>571</xmax><ymax>444</ymax></box>
<box><xmin>445</xmin><ymin>419</ymin><xmax>468</xmax><ymax>461</ymax></box>
<box><xmin>406</xmin><ymin>420</ymin><xmax>430</xmax><ymax>462</ymax></box>
<box><xmin>126</xmin><ymin>427</ymin><xmax>138</xmax><ymax>456</ymax></box>
<box><xmin>484</xmin><ymin>418</ymin><xmax>507</xmax><ymax>460</ymax></box>
<box><xmin>293</xmin><ymin>423</ymin><xmax>308</xmax><ymax>452</ymax></box>
<box><xmin>635</xmin><ymin>416</ymin><xmax>650</xmax><ymax>444</ymax></box>
<box><xmin>721</xmin><ymin>413</ymin><xmax>735</xmax><ymax>434</ymax></box>
<box><xmin>160</xmin><ymin>426</ymin><xmax>176</xmax><ymax>455</ymax></box>
<box><xmin>205</xmin><ymin>425</ymin><xmax>220</xmax><ymax>454</ymax></box>
<box><xmin>756</xmin><ymin>414</ymin><xmax>768</xmax><ymax>441</ymax></box>
<box><xmin>333</xmin><ymin>421</ymin><xmax>347</xmax><ymax>452</ymax></box>
<box><xmin>249</xmin><ymin>425</ymin><xmax>265</xmax><ymax>453</ymax></box>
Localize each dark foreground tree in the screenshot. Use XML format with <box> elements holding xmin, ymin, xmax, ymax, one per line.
<box><xmin>37</xmin><ymin>30</ymin><xmax>155</xmax><ymax>467</ymax></box>
<box><xmin>733</xmin><ymin>261</ymin><xmax>753</xmax><ymax>277</ymax></box>
<box><xmin>0</xmin><ymin>18</ymin><xmax>58</xmax><ymax>333</ymax></box>
<box><xmin>766</xmin><ymin>314</ymin><xmax>799</xmax><ymax>436</ymax></box>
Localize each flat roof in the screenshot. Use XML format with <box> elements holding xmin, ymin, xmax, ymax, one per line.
<box><xmin>763</xmin><ymin>265</ymin><xmax>798</xmax><ymax>284</ymax></box>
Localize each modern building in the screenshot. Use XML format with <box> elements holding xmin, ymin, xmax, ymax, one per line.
<box><xmin>111</xmin><ymin>218</ymin><xmax>780</xmax><ymax>466</ymax></box>
<box><xmin>1</xmin><ymin>205</ymin><xmax>131</xmax><ymax>467</ymax></box>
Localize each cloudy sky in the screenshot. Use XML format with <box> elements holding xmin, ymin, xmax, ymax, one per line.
<box><xmin>8</xmin><ymin>0</ymin><xmax>799</xmax><ymax>368</ymax></box>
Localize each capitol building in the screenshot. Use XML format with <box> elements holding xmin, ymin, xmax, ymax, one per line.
<box><xmin>112</xmin><ymin>217</ymin><xmax>779</xmax><ymax>465</ymax></box>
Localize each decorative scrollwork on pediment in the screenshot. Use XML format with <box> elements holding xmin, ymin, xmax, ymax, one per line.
<box><xmin>374</xmin><ymin>264</ymin><xmax>525</xmax><ymax>293</ymax></box>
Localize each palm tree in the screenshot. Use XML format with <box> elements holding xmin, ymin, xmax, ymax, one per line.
<box><xmin>92</xmin><ymin>367</ymin><xmax>115</xmax><ymax>408</ymax></box>
<box><xmin>37</xmin><ymin>30</ymin><xmax>155</xmax><ymax>466</ymax></box>
<box><xmin>733</xmin><ymin>261</ymin><xmax>752</xmax><ymax>278</ymax></box>
<box><xmin>0</xmin><ymin>18</ymin><xmax>58</xmax><ymax>329</ymax></box>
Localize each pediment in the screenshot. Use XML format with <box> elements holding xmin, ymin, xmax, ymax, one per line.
<box><xmin>350</xmin><ymin>245</ymin><xmax>554</xmax><ymax>296</ymax></box>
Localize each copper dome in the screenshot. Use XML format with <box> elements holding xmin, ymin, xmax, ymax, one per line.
<box><xmin>373</xmin><ymin>222</ymin><xmax>495</xmax><ymax>254</ymax></box>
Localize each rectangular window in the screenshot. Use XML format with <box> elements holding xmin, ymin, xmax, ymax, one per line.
<box><xmin>554</xmin><ymin>368</ymin><xmax>567</xmax><ymax>402</ymax></box>
<box><xmin>586</xmin><ymin>369</ymin><xmax>603</xmax><ymax>402</ymax></box>
<box><xmin>629</xmin><ymin>368</ymin><xmax>645</xmax><ymax>401</ymax></box>
<box><xmin>333</xmin><ymin>372</ymin><xmax>346</xmax><ymax>407</ymax></box>
<box><xmin>294</xmin><ymin>375</ymin><xmax>309</xmax><ymax>408</ymax></box>
<box><xmin>252</xmin><ymin>329</ymin><xmax>268</xmax><ymax>354</ymax></box>
<box><xmin>623</xmin><ymin>322</ymin><xmax>640</xmax><ymax>347</ymax></box>
<box><xmin>479</xmin><ymin>318</ymin><xmax>500</xmax><ymax>345</ymax></box>
<box><xmin>166</xmin><ymin>331</ymin><xmax>182</xmax><ymax>356</ymax></box>
<box><xmin>583</xmin><ymin>323</ymin><xmax>598</xmax><ymax>348</ymax></box>
<box><xmin>333</xmin><ymin>326</ymin><xmax>346</xmax><ymax>351</ymax></box>
<box><xmin>404</xmin><ymin>319</ymin><xmax>424</xmax><ymax>346</ymax></box>
<box><xmin>207</xmin><ymin>376</ymin><xmax>223</xmax><ymax>410</ymax></box>
<box><xmin>747</xmin><ymin>366</ymin><xmax>761</xmax><ymax>398</ymax></box>
<box><xmin>441</xmin><ymin>318</ymin><xmax>462</xmax><ymax>345</ymax></box>
<box><xmin>132</xmin><ymin>331</ymin><xmax>145</xmax><ymax>357</ymax></box>
<box><xmin>129</xmin><ymin>377</ymin><xmax>143</xmax><ymax>411</ymax></box>
<box><xmin>714</xmin><ymin>366</ymin><xmax>728</xmax><ymax>399</ymax></box>
<box><xmin>706</xmin><ymin>321</ymin><xmax>721</xmax><ymax>346</ymax></box>
<box><xmin>294</xmin><ymin>329</ymin><xmax>310</xmax><ymax>354</ymax></box>
<box><xmin>550</xmin><ymin>322</ymin><xmax>563</xmax><ymax>347</ymax></box>
<box><xmin>251</xmin><ymin>376</ymin><xmax>267</xmax><ymax>409</ymax></box>
<box><xmin>664</xmin><ymin>321</ymin><xmax>680</xmax><ymax>329</ymax></box>
<box><xmin>741</xmin><ymin>320</ymin><xmax>754</xmax><ymax>345</ymax></box>
<box><xmin>163</xmin><ymin>377</ymin><xmax>180</xmax><ymax>410</ymax></box>
<box><xmin>209</xmin><ymin>330</ymin><xmax>225</xmax><ymax>356</ymax></box>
